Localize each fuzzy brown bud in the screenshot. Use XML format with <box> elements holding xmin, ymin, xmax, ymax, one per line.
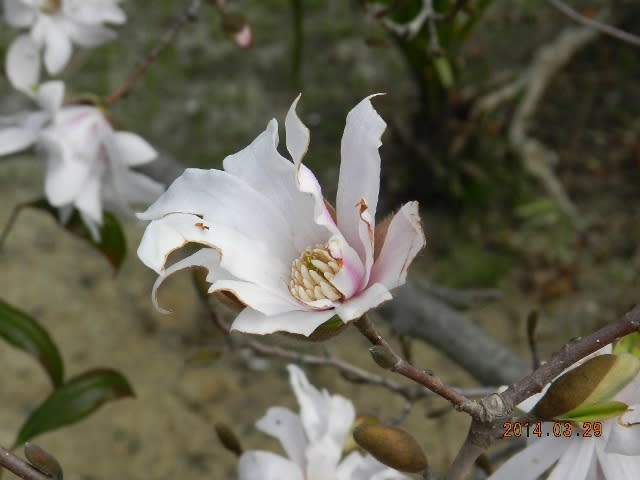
<box><xmin>353</xmin><ymin>424</ymin><xmax>427</xmax><ymax>473</ymax></box>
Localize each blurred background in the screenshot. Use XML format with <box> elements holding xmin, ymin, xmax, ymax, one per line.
<box><xmin>1</xmin><ymin>0</ymin><xmax>639</xmax><ymax>478</ymax></box>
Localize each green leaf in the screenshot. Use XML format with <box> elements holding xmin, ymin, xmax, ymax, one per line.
<box><xmin>1</xmin><ymin>198</ymin><xmax>127</xmax><ymax>271</ymax></box>
<box><xmin>0</xmin><ymin>299</ymin><xmax>64</xmax><ymax>388</ymax></box>
<box><xmin>560</xmin><ymin>400</ymin><xmax>629</xmax><ymax>422</ymax></box>
<box><xmin>614</xmin><ymin>332</ymin><xmax>640</xmax><ymax>358</ymax></box>
<box><xmin>15</xmin><ymin>369</ymin><xmax>135</xmax><ymax>446</ymax></box>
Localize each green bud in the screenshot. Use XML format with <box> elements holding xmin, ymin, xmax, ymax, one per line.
<box><xmin>353</xmin><ymin>424</ymin><xmax>428</xmax><ymax>473</ymax></box>
<box><xmin>532</xmin><ymin>353</ymin><xmax>640</xmax><ymax>420</ymax></box>
<box><xmin>369</xmin><ymin>345</ymin><xmax>398</xmax><ymax>370</ymax></box>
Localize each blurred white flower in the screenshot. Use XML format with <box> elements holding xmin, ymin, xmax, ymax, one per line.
<box><xmin>137</xmin><ymin>95</ymin><xmax>425</xmax><ymax>337</ymax></box>
<box><xmin>3</xmin><ymin>0</ymin><xmax>126</xmax><ymax>91</ymax></box>
<box><xmin>237</xmin><ymin>365</ymin><xmax>409</xmax><ymax>480</ymax></box>
<box><xmin>490</xmin><ymin>345</ymin><xmax>640</xmax><ymax>480</ymax></box>
<box><xmin>0</xmin><ymin>81</ymin><xmax>164</xmax><ymax>239</ymax></box>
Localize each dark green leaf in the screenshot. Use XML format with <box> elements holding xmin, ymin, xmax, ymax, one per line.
<box><xmin>15</xmin><ymin>369</ymin><xmax>135</xmax><ymax>446</ymax></box>
<box><xmin>1</xmin><ymin>198</ymin><xmax>127</xmax><ymax>271</ymax></box>
<box><xmin>0</xmin><ymin>299</ymin><xmax>64</xmax><ymax>388</ymax></box>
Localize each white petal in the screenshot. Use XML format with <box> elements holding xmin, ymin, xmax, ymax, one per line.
<box><xmin>79</xmin><ymin>210</ymin><xmax>101</xmax><ymax>242</ymax></box>
<box><xmin>369</xmin><ymin>201</ymin><xmax>425</xmax><ymax>291</ymax></box>
<box><xmin>597</xmin><ymin>444</ymin><xmax>640</xmax><ymax>479</ymax></box>
<box><xmin>139</xmin><ymin>168</ymin><xmax>296</xmax><ymax>266</ymax></box>
<box><xmin>547</xmin><ymin>439</ymin><xmax>596</xmax><ymax>480</ymax></box>
<box><xmin>284</xmin><ymin>94</ymin><xmax>309</xmax><ymax>165</ymax></box>
<box><xmin>238</xmin><ymin>451</ymin><xmax>304</xmax><ymax>480</ymax></box>
<box><xmin>137</xmin><ymin>213</ymin><xmax>289</xmax><ymax>296</ymax></box>
<box><xmin>356</xmin><ymin>199</ymin><xmax>375</xmax><ymax>288</ymax></box>
<box><xmin>338</xmin><ymin>453</ymin><xmax>409</xmax><ymax>480</ymax></box>
<box><xmin>62</xmin><ymin>2</ymin><xmax>126</xmax><ymax>25</ymax></box>
<box><xmin>35</xmin><ymin>81</ymin><xmax>65</xmax><ymax>114</ymax></box>
<box><xmin>256</xmin><ymin>407</ymin><xmax>307</xmax><ymax>468</ymax></box>
<box><xmin>41</xmin><ymin>20</ymin><xmax>72</xmax><ymax>74</ymax></box>
<box><xmin>6</xmin><ymin>34</ymin><xmax>41</xmax><ymax>92</ymax></box>
<box><xmin>287</xmin><ymin>365</ymin><xmax>354</xmax><ymax>476</ymax></box>
<box><xmin>149</xmin><ymin>248</ymin><xmax>224</xmax><ymax>313</ymax></box>
<box><xmin>230</xmin><ymin>308</ymin><xmax>335</xmax><ymax>336</ymax></box>
<box><xmin>62</xmin><ymin>19</ymin><xmax>117</xmax><ymax>46</ymax></box>
<box><xmin>106</xmin><ymin>131</ymin><xmax>157</xmax><ymax>166</ymax></box>
<box><xmin>326</xmin><ymin>234</ymin><xmax>365</xmax><ymax>299</ymax></box>
<box><xmin>106</xmin><ymin>167</ymin><xmax>165</xmax><ymax>209</ymax></box>
<box><xmin>0</xmin><ymin>126</ymin><xmax>37</xmax><ymax>155</ymax></box>
<box><xmin>223</xmin><ymin>119</ymin><xmax>327</xmax><ymax>251</ymax></box>
<box><xmin>295</xmin><ymin>162</ymin><xmax>344</xmax><ymax>240</ymax></box>
<box><xmin>605</xmin><ymin>407</ymin><xmax>640</xmax><ymax>455</ymax></box>
<box><xmin>40</xmin><ymin>131</ymin><xmax>93</xmax><ymax>206</ymax></box>
<box><xmin>487</xmin><ymin>436</ymin><xmax>569</xmax><ymax>480</ymax></box>
<box><xmin>336</xmin><ymin>95</ymin><xmax>386</xmax><ymax>264</ymax></box>
<box><xmin>208</xmin><ymin>279</ymin><xmax>299</xmax><ymax>316</ymax></box>
<box><xmin>73</xmin><ymin>168</ymin><xmax>103</xmax><ymax>225</ymax></box>
<box><xmin>333</xmin><ymin>282</ymin><xmax>392</xmax><ymax>322</ymax></box>
<box><xmin>3</xmin><ymin>0</ymin><xmax>36</xmax><ymax>27</ymax></box>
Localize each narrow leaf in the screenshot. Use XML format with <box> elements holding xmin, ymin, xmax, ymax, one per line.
<box><xmin>560</xmin><ymin>400</ymin><xmax>629</xmax><ymax>422</ymax></box>
<box><xmin>0</xmin><ymin>299</ymin><xmax>64</xmax><ymax>387</ymax></box>
<box><xmin>15</xmin><ymin>369</ymin><xmax>135</xmax><ymax>445</ymax></box>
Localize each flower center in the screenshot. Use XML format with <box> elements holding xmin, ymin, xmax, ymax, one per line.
<box><xmin>289</xmin><ymin>245</ymin><xmax>343</xmax><ymax>304</ymax></box>
<box><xmin>41</xmin><ymin>0</ymin><xmax>61</xmax><ymax>14</ymax></box>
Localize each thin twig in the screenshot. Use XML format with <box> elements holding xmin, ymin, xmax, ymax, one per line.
<box><xmin>353</xmin><ymin>315</ymin><xmax>483</xmax><ymax>417</ymax></box>
<box><xmin>502</xmin><ymin>304</ymin><xmax>640</xmax><ymax>408</ymax></box>
<box><xmin>546</xmin><ymin>0</ymin><xmax>640</xmax><ymax>47</ymax></box>
<box><xmin>210</xmin><ymin>311</ymin><xmax>494</xmax><ymax>401</ymax></box>
<box><xmin>104</xmin><ymin>0</ymin><xmax>202</xmax><ymax>105</ymax></box>
<box><xmin>0</xmin><ymin>446</ymin><xmax>51</xmax><ymax>480</ymax></box>
<box><xmin>443</xmin><ymin>305</ymin><xmax>640</xmax><ymax>479</ymax></box>
<box><xmin>526</xmin><ymin>310</ymin><xmax>540</xmax><ymax>370</ymax></box>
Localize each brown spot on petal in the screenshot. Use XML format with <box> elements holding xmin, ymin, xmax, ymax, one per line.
<box><xmin>195</xmin><ymin>222</ymin><xmax>210</xmax><ymax>231</ymax></box>
<box><xmin>373</xmin><ymin>212</ymin><xmax>394</xmax><ymax>261</ymax></box>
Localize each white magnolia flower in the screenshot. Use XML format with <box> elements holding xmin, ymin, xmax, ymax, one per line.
<box><xmin>238</xmin><ymin>365</ymin><xmax>410</xmax><ymax>480</ymax></box>
<box><xmin>0</xmin><ymin>81</ymin><xmax>164</xmax><ymax>239</ymax></box>
<box><xmin>137</xmin><ymin>95</ymin><xmax>426</xmax><ymax>336</ymax></box>
<box><xmin>3</xmin><ymin>0</ymin><xmax>126</xmax><ymax>90</ymax></box>
<box><xmin>490</xmin><ymin>346</ymin><xmax>640</xmax><ymax>480</ymax></box>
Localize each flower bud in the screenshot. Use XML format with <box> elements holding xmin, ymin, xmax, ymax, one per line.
<box><xmin>215</xmin><ymin>423</ymin><xmax>243</xmax><ymax>457</ymax></box>
<box><xmin>344</xmin><ymin>415</ymin><xmax>378</xmax><ymax>454</ymax></box>
<box><xmin>532</xmin><ymin>353</ymin><xmax>640</xmax><ymax>420</ymax></box>
<box><xmin>221</xmin><ymin>12</ymin><xmax>253</xmax><ymax>48</ymax></box>
<box><xmin>353</xmin><ymin>424</ymin><xmax>428</xmax><ymax>473</ymax></box>
<box><xmin>369</xmin><ymin>345</ymin><xmax>399</xmax><ymax>370</ymax></box>
<box><xmin>24</xmin><ymin>443</ymin><xmax>63</xmax><ymax>480</ymax></box>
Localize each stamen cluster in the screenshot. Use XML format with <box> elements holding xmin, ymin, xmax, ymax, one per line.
<box><xmin>289</xmin><ymin>245</ymin><xmax>343</xmax><ymax>303</ymax></box>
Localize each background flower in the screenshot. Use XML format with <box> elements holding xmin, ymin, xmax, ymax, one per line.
<box><xmin>237</xmin><ymin>365</ymin><xmax>409</xmax><ymax>480</ymax></box>
<box><xmin>3</xmin><ymin>0</ymin><xmax>126</xmax><ymax>91</ymax></box>
<box><xmin>0</xmin><ymin>81</ymin><xmax>164</xmax><ymax>239</ymax></box>
<box><xmin>137</xmin><ymin>95</ymin><xmax>425</xmax><ymax>337</ymax></box>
